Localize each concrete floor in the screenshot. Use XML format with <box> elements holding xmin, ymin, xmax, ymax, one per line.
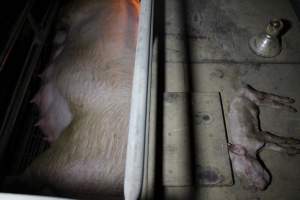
<box><xmin>157</xmin><ymin>0</ymin><xmax>300</xmax><ymax>199</ymax></box>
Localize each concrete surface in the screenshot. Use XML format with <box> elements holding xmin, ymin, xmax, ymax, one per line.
<box><xmin>163</xmin><ymin>63</ymin><xmax>300</xmax><ymax>200</ymax></box>
<box><xmin>159</xmin><ymin>0</ymin><xmax>300</xmax><ymax>199</ymax></box>
<box><xmin>165</xmin><ymin>0</ymin><xmax>300</xmax><ymax>63</ymax></box>
<box><xmin>163</xmin><ymin>92</ymin><xmax>232</xmax><ymax>187</ymax></box>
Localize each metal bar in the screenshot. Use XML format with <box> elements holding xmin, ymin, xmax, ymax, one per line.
<box><xmin>0</xmin><ymin>0</ymin><xmax>35</xmax><ymax>72</ymax></box>
<box><xmin>124</xmin><ymin>0</ymin><xmax>154</xmax><ymax>199</ymax></box>
<box><xmin>0</xmin><ymin>0</ymin><xmax>60</xmax><ymax>174</ymax></box>
<box><xmin>140</xmin><ymin>38</ymin><xmax>158</xmax><ymax>199</ymax></box>
<box><xmin>0</xmin><ymin>193</ymin><xmax>69</xmax><ymax>200</ymax></box>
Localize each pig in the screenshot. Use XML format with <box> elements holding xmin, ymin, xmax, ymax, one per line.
<box><xmin>228</xmin><ymin>84</ymin><xmax>300</xmax><ymax>191</ymax></box>
<box><xmin>9</xmin><ymin>0</ymin><xmax>140</xmax><ymax>199</ymax></box>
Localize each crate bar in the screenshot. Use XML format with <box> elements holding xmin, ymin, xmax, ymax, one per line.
<box><xmin>0</xmin><ymin>0</ymin><xmax>60</xmax><ymax>171</ymax></box>
<box><xmin>124</xmin><ymin>0</ymin><xmax>155</xmax><ymax>199</ymax></box>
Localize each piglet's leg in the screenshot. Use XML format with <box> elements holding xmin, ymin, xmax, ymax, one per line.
<box><xmin>50</xmin><ymin>25</ymin><xmax>68</xmax><ymax>61</ymax></box>
<box><xmin>262</xmin><ymin>131</ymin><xmax>300</xmax><ymax>155</ymax></box>
<box><xmin>33</xmin><ymin>82</ymin><xmax>73</xmax><ymax>143</ymax></box>
<box><xmin>262</xmin><ymin>131</ymin><xmax>300</xmax><ymax>146</ymax></box>
<box><xmin>264</xmin><ymin>143</ymin><xmax>300</xmax><ymax>155</ymax></box>
<box><xmin>240</xmin><ymin>85</ymin><xmax>297</xmax><ymax>112</ymax></box>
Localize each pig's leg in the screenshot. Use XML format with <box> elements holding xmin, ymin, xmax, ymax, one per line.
<box><xmin>264</xmin><ymin>143</ymin><xmax>300</xmax><ymax>155</ymax></box>
<box><xmin>262</xmin><ymin>131</ymin><xmax>300</xmax><ymax>155</ymax></box>
<box><xmin>51</xmin><ymin>28</ymin><xmax>68</xmax><ymax>61</ymax></box>
<box><xmin>41</xmin><ymin>86</ymin><xmax>73</xmax><ymax>143</ymax></box>
<box><xmin>39</xmin><ymin>24</ymin><xmax>68</xmax><ymax>81</ymax></box>
<box><xmin>53</xmin><ymin>29</ymin><xmax>68</xmax><ymax>46</ymax></box>
<box><xmin>31</xmin><ymin>84</ymin><xmax>55</xmax><ymax>114</ymax></box>
<box><xmin>262</xmin><ymin>131</ymin><xmax>300</xmax><ymax>146</ymax></box>
<box><xmin>51</xmin><ymin>46</ymin><xmax>65</xmax><ymax>61</ymax></box>
<box><xmin>38</xmin><ymin>64</ymin><xmax>54</xmax><ymax>82</ymax></box>
<box><xmin>33</xmin><ymin>82</ymin><xmax>73</xmax><ymax>143</ymax></box>
<box><xmin>240</xmin><ymin>85</ymin><xmax>297</xmax><ymax>112</ymax></box>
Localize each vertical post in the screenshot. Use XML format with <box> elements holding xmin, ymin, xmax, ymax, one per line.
<box><xmin>124</xmin><ymin>0</ymin><xmax>154</xmax><ymax>199</ymax></box>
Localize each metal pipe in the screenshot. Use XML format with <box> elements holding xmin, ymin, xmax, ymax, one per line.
<box><xmin>124</xmin><ymin>0</ymin><xmax>154</xmax><ymax>199</ymax></box>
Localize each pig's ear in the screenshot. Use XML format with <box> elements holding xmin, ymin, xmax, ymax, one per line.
<box><xmin>228</xmin><ymin>143</ymin><xmax>247</xmax><ymax>156</ymax></box>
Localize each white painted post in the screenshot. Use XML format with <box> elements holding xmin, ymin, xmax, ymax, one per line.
<box><xmin>124</xmin><ymin>0</ymin><xmax>154</xmax><ymax>199</ymax></box>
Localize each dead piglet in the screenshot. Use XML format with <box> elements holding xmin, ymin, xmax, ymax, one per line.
<box><xmin>228</xmin><ymin>84</ymin><xmax>300</xmax><ymax>191</ymax></box>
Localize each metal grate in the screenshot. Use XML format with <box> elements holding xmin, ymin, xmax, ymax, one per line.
<box><xmin>0</xmin><ymin>0</ymin><xmax>61</xmax><ymax>181</ymax></box>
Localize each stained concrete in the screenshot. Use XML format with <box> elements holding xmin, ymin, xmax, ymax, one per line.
<box><xmin>163</xmin><ymin>63</ymin><xmax>300</xmax><ymax>200</ymax></box>
<box><xmin>163</xmin><ymin>92</ymin><xmax>232</xmax><ymax>187</ymax></box>
<box><xmin>165</xmin><ymin>0</ymin><xmax>300</xmax><ymax>63</ymax></box>
<box><xmin>158</xmin><ymin>0</ymin><xmax>300</xmax><ymax>199</ymax></box>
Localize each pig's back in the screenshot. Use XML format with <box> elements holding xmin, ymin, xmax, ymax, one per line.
<box><xmin>22</xmin><ymin>0</ymin><xmax>139</xmax><ymax>198</ymax></box>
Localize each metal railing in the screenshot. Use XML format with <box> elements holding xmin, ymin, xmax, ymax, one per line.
<box><xmin>124</xmin><ymin>0</ymin><xmax>155</xmax><ymax>199</ymax></box>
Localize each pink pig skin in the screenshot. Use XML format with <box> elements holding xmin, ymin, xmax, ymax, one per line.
<box><xmin>18</xmin><ymin>0</ymin><xmax>140</xmax><ymax>199</ymax></box>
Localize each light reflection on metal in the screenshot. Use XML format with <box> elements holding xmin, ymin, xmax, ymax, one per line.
<box><xmin>124</xmin><ymin>0</ymin><xmax>154</xmax><ymax>199</ymax></box>
<box><xmin>249</xmin><ymin>19</ymin><xmax>284</xmax><ymax>58</ymax></box>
